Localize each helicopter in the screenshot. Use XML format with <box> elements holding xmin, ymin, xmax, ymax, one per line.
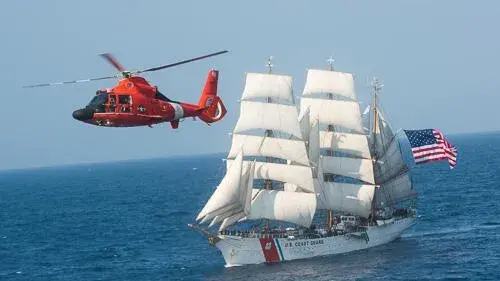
<box><xmin>23</xmin><ymin>50</ymin><xmax>229</xmax><ymax>129</ymax></box>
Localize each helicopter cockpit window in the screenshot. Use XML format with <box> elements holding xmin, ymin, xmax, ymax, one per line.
<box><xmin>88</xmin><ymin>93</ymin><xmax>108</xmax><ymax>106</ymax></box>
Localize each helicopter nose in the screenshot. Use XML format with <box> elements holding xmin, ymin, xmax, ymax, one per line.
<box><xmin>72</xmin><ymin>108</ymin><xmax>93</xmax><ymax>121</ymax></box>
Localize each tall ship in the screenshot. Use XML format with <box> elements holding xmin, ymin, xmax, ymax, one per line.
<box><xmin>190</xmin><ymin>57</ymin><xmax>417</xmax><ymax>266</ymax></box>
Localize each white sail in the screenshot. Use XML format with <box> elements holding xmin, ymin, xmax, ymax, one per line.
<box><xmin>302</xmin><ymin>69</ymin><xmax>356</xmax><ymax>101</ymax></box>
<box><xmin>298</xmin><ymin>107</ymin><xmax>311</xmax><ymax>142</ymax></box>
<box><xmin>228</xmin><ymin>134</ymin><xmax>309</xmax><ymax>166</ymax></box>
<box><xmin>373</xmin><ymin>111</ymin><xmax>396</xmax><ymax>158</ymax></box>
<box><xmin>283</xmin><ymin>183</ymin><xmax>300</xmax><ymax>192</ymax></box>
<box><xmin>234</xmin><ymin>101</ymin><xmax>303</xmax><ymax>139</ymax></box>
<box><xmin>361</xmin><ymin>105</ymin><xmax>371</xmax><ymax>132</ymax></box>
<box><xmin>309</xmin><ymin>119</ymin><xmax>320</xmax><ymax>165</ymax></box>
<box><xmin>300</xmin><ymin>97</ymin><xmax>363</xmax><ymax>133</ymax></box>
<box><xmin>320</xmin><ymin>156</ymin><xmax>375</xmax><ymax>184</ymax></box>
<box><xmin>376</xmin><ymin>172</ymin><xmax>414</xmax><ymax>205</ymax></box>
<box><xmin>319</xmin><ymin>131</ymin><xmax>371</xmax><ymax>159</ymax></box>
<box><xmin>241</xmin><ymin>72</ymin><xmax>294</xmax><ymax>104</ymax></box>
<box><xmin>196</xmin><ymin>151</ymin><xmax>244</xmax><ymax>221</ymax></box>
<box><xmin>209</xmin><ymin>215</ymin><xmax>222</xmax><ymax>227</ymax></box>
<box><xmin>241</xmin><ymin>160</ymin><xmax>256</xmax><ymax>215</ymax></box>
<box><xmin>199</xmin><ymin>203</ymin><xmax>240</xmax><ymax>224</ymax></box>
<box><xmin>226</xmin><ymin>160</ymin><xmax>315</xmax><ymax>193</ymax></box>
<box><xmin>362</xmin><ymin>105</ymin><xmax>371</xmax><ymax>116</ymax></box>
<box><xmin>245</xmin><ymin>189</ymin><xmax>317</xmax><ymax>227</ymax></box>
<box><xmin>374</xmin><ymin>136</ymin><xmax>406</xmax><ymax>183</ymax></box>
<box><xmin>216</xmin><ymin>161</ymin><xmax>257</xmax><ymax>229</ymax></box>
<box><xmin>318</xmin><ymin>182</ymin><xmax>375</xmax><ymax>218</ymax></box>
<box><xmin>204</xmin><ymin>160</ymin><xmax>255</xmax><ymax>228</ymax></box>
<box><xmin>219</xmin><ymin>212</ymin><xmax>247</xmax><ymax>231</ymax></box>
<box><xmin>197</xmin><ymin>152</ymin><xmax>256</xmax><ymax>227</ymax></box>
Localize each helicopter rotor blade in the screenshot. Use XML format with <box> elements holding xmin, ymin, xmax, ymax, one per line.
<box><xmin>23</xmin><ymin>50</ymin><xmax>228</xmax><ymax>88</ymax></box>
<box><xmin>99</xmin><ymin>53</ymin><xmax>126</xmax><ymax>72</ymax></box>
<box><xmin>136</xmin><ymin>50</ymin><xmax>229</xmax><ymax>74</ymax></box>
<box><xmin>22</xmin><ymin>75</ymin><xmax>117</xmax><ymax>88</ymax></box>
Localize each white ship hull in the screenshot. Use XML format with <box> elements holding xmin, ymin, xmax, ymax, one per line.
<box><xmin>215</xmin><ymin>217</ymin><xmax>415</xmax><ymax>267</ymax></box>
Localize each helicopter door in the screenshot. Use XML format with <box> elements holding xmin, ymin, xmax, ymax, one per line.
<box><xmin>107</xmin><ymin>94</ymin><xmax>117</xmax><ymax>112</ymax></box>
<box><xmin>118</xmin><ymin>94</ymin><xmax>132</xmax><ymax>113</ymax></box>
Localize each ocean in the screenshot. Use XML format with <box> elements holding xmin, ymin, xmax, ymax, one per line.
<box><xmin>1</xmin><ymin>132</ymin><xmax>499</xmax><ymax>280</ymax></box>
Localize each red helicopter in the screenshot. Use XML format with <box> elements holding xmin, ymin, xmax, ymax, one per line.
<box><xmin>24</xmin><ymin>50</ymin><xmax>228</xmax><ymax>129</ymax></box>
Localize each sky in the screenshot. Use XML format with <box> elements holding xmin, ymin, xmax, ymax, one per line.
<box><xmin>1</xmin><ymin>0</ymin><xmax>499</xmax><ymax>170</ymax></box>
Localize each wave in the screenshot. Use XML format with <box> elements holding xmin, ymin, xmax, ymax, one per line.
<box><xmin>165</xmin><ymin>211</ymin><xmax>191</xmax><ymax>217</ymax></box>
<box><xmin>480</xmin><ymin>221</ymin><xmax>500</xmax><ymax>226</ymax></box>
<box><xmin>402</xmin><ymin>223</ymin><xmax>500</xmax><ymax>238</ymax></box>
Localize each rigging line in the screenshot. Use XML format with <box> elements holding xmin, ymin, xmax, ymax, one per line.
<box><xmin>257</xmin><ymin>133</ymin><xmax>267</xmax><ymax>154</ymax></box>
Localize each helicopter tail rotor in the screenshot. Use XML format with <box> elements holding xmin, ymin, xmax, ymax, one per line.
<box><xmin>197</xmin><ymin>69</ymin><xmax>226</xmax><ymax>123</ymax></box>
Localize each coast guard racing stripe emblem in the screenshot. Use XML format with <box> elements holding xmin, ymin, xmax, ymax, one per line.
<box><xmin>169</xmin><ymin>102</ymin><xmax>184</xmax><ymax>120</ymax></box>
<box><xmin>259</xmin><ymin>238</ymin><xmax>281</xmax><ymax>263</ymax></box>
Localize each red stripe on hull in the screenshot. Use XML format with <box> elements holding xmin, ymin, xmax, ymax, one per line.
<box><xmin>259</xmin><ymin>238</ymin><xmax>280</xmax><ymax>263</ymax></box>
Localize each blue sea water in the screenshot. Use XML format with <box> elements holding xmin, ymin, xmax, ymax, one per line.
<box><xmin>1</xmin><ymin>132</ymin><xmax>499</xmax><ymax>280</ymax></box>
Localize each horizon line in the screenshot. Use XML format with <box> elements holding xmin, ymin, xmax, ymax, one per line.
<box><xmin>1</xmin><ymin>129</ymin><xmax>499</xmax><ymax>172</ymax></box>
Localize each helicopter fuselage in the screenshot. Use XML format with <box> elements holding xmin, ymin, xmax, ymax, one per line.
<box><xmin>72</xmin><ymin>70</ymin><xmax>226</xmax><ymax>128</ymax></box>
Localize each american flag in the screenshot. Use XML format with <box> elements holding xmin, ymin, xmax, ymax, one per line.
<box><xmin>403</xmin><ymin>129</ymin><xmax>458</xmax><ymax>169</ymax></box>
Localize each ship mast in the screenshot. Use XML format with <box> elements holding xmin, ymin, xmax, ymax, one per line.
<box><xmin>326</xmin><ymin>55</ymin><xmax>335</xmax><ymax>228</ymax></box>
<box><xmin>263</xmin><ymin>56</ymin><xmax>274</xmax><ymax>231</ymax></box>
<box><xmin>264</xmin><ymin>56</ymin><xmax>274</xmax><ymax>190</ymax></box>
<box><xmin>370</xmin><ymin>77</ymin><xmax>383</xmax><ymax>222</ymax></box>
<box><xmin>370</xmin><ymin>77</ymin><xmax>383</xmax><ymax>159</ymax></box>
<box><xmin>325</xmin><ymin>55</ymin><xmax>336</xmax><ymax>176</ymax></box>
